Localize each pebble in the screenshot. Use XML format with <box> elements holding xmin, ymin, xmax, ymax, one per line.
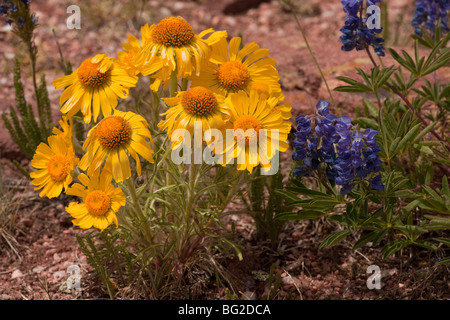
<box><xmin>53</xmin><ymin>253</ymin><xmax>61</xmax><ymax>263</ymax></box>
<box><xmin>11</xmin><ymin>269</ymin><xmax>24</xmax><ymax>279</ymax></box>
<box><xmin>32</xmin><ymin>266</ymin><xmax>45</xmax><ymax>274</ymax></box>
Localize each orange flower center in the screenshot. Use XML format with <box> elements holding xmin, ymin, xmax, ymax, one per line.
<box><xmin>47</xmin><ymin>154</ymin><xmax>69</xmax><ymax>182</ymax></box>
<box><xmin>85</xmin><ymin>190</ymin><xmax>111</xmax><ymax>216</ymax></box>
<box><xmin>233</xmin><ymin>115</ymin><xmax>262</xmax><ymax>146</ymax></box>
<box><xmin>96</xmin><ymin>116</ymin><xmax>132</xmax><ymax>149</ymax></box>
<box><xmin>77</xmin><ymin>59</ymin><xmax>110</xmax><ymax>88</ymax></box>
<box><xmin>181</xmin><ymin>87</ymin><xmax>218</xmax><ymax>116</ymax></box>
<box><xmin>216</xmin><ymin>61</ymin><xmax>250</xmax><ymax>92</ymax></box>
<box><xmin>151</xmin><ymin>17</ymin><xmax>195</xmax><ymax>47</ymax></box>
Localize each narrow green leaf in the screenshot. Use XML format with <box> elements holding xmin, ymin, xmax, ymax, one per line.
<box><xmin>436</xmin><ymin>257</ymin><xmax>450</xmax><ymax>265</ymax></box>
<box><xmin>435</xmin><ymin>238</ymin><xmax>450</xmax><ymax>247</ymax></box>
<box><xmin>413</xmin><ymin>240</ymin><xmax>437</xmax><ymax>252</ymax></box>
<box><xmin>396</xmin><ymin>123</ymin><xmax>422</xmax><ymax>153</ymax></box>
<box><xmin>362</xmin><ymin>99</ymin><xmax>379</xmax><ymax>117</ymax></box>
<box><xmin>352</xmin><ymin>231</ymin><xmax>378</xmax><ymax>250</ymax></box>
<box><xmin>320</xmin><ymin>229</ymin><xmax>352</xmax><ymax>248</ymax></box>
<box><xmin>442</xmin><ymin>176</ymin><xmax>449</xmax><ymax>197</ymax></box>
<box><xmin>381</xmin><ymin>239</ymin><xmax>410</xmax><ymax>257</ymax></box>
<box><xmin>388</xmin><ymin>137</ymin><xmax>401</xmax><ymax>158</ymax></box>
<box><xmin>276</xmin><ymin>210</ymin><xmax>328</xmax><ymax>221</ymax></box>
<box><xmin>352</xmin><ymin>117</ymin><xmax>379</xmax><ymax>130</ymax></box>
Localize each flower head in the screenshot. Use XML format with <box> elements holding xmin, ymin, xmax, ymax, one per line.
<box><xmin>339</xmin><ymin>0</ymin><xmax>385</xmax><ymax>56</ymax></box>
<box><xmin>218</xmin><ymin>90</ymin><xmax>291</xmax><ymax>173</ymax></box>
<box><xmin>117</xmin><ymin>24</ymin><xmax>164</xmax><ymax>76</ymax></box>
<box><xmin>411</xmin><ymin>0</ymin><xmax>449</xmax><ymax>36</ymax></box>
<box><xmin>78</xmin><ymin>110</ymin><xmax>154</xmax><ymax>182</ymax></box>
<box><xmin>190</xmin><ymin>36</ymin><xmax>281</xmax><ymax>96</ymax></box>
<box><xmin>65</xmin><ymin>170</ymin><xmax>126</xmax><ymax>232</ymax></box>
<box><xmin>133</xmin><ymin>17</ymin><xmax>227</xmax><ymax>87</ymax></box>
<box><xmin>30</xmin><ymin>134</ymin><xmax>79</xmax><ymax>198</ymax></box>
<box><xmin>52</xmin><ymin>54</ymin><xmax>138</xmax><ymax>123</ymax></box>
<box><xmin>292</xmin><ymin>100</ymin><xmax>384</xmax><ymax>194</ymax></box>
<box><xmin>158</xmin><ymin>86</ymin><xmax>231</xmax><ymax>149</ymax></box>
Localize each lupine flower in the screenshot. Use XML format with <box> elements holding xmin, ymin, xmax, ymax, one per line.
<box><xmin>292</xmin><ymin>100</ymin><xmax>384</xmax><ymax>194</ymax></box>
<box><xmin>17</xmin><ymin>16</ymin><xmax>24</xmax><ymax>27</ymax></box>
<box><xmin>339</xmin><ymin>0</ymin><xmax>385</xmax><ymax>56</ymax></box>
<box><xmin>411</xmin><ymin>0</ymin><xmax>450</xmax><ymax>36</ymax></box>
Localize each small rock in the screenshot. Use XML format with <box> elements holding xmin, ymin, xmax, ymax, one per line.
<box><xmin>53</xmin><ymin>253</ymin><xmax>61</xmax><ymax>263</ymax></box>
<box><xmin>241</xmin><ymin>291</ymin><xmax>257</xmax><ymax>300</ymax></box>
<box><xmin>32</xmin><ymin>266</ymin><xmax>45</xmax><ymax>274</ymax></box>
<box><xmin>11</xmin><ymin>269</ymin><xmax>24</xmax><ymax>279</ymax></box>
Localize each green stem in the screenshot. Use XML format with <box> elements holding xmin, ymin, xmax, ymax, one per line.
<box><xmin>286</xmin><ymin>1</ymin><xmax>338</xmax><ymax>114</ymax></box>
<box><xmin>166</xmin><ymin>70</ymin><xmax>178</xmax><ymax>189</ymax></box>
<box><xmin>219</xmin><ymin>170</ymin><xmax>245</xmax><ymax>214</ymax></box>
<box><xmin>374</xmin><ymin>90</ymin><xmax>383</xmax><ymax>110</ymax></box>
<box><xmin>125</xmin><ymin>178</ymin><xmax>153</xmax><ymax>243</ymax></box>
<box><xmin>181</xmin><ymin>77</ymin><xmax>189</xmax><ymax>91</ymax></box>
<box><xmin>169</xmin><ymin>70</ymin><xmax>178</xmax><ymax>97</ymax></box>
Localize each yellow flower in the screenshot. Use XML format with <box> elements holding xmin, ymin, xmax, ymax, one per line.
<box><xmin>158</xmin><ymin>86</ymin><xmax>231</xmax><ymax>149</ymax></box>
<box><xmin>190</xmin><ymin>37</ymin><xmax>281</xmax><ymax>96</ymax></box>
<box><xmin>118</xmin><ymin>24</ymin><xmax>164</xmax><ymax>76</ymax></box>
<box><xmin>65</xmin><ymin>171</ymin><xmax>126</xmax><ymax>232</ymax></box>
<box><xmin>30</xmin><ymin>134</ymin><xmax>79</xmax><ymax>198</ymax></box>
<box><xmin>52</xmin><ymin>115</ymin><xmax>73</xmax><ymax>145</ymax></box>
<box><xmin>133</xmin><ymin>17</ymin><xmax>227</xmax><ymax>84</ymax></box>
<box><xmin>52</xmin><ymin>54</ymin><xmax>138</xmax><ymax>123</ymax></box>
<box><xmin>218</xmin><ymin>90</ymin><xmax>291</xmax><ymax>173</ymax></box>
<box><xmin>78</xmin><ymin>110</ymin><xmax>154</xmax><ymax>182</ymax></box>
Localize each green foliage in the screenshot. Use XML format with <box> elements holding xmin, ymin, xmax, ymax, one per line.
<box><xmin>279</xmin><ymin>21</ymin><xmax>450</xmax><ymax>261</ymax></box>
<box><xmin>0</xmin><ymin>169</ymin><xmax>22</xmax><ymax>261</ymax></box>
<box><xmin>2</xmin><ymin>60</ymin><xmax>53</xmax><ymax>160</ymax></box>
<box><xmin>249</xmin><ymin>164</ymin><xmax>288</xmax><ymax>245</ymax></box>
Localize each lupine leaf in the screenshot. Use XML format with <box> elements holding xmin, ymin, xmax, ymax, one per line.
<box><xmin>319</xmin><ymin>229</ymin><xmax>352</xmax><ymax>248</ymax></box>
<box><xmin>381</xmin><ymin>239</ymin><xmax>410</xmax><ymax>257</ymax></box>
